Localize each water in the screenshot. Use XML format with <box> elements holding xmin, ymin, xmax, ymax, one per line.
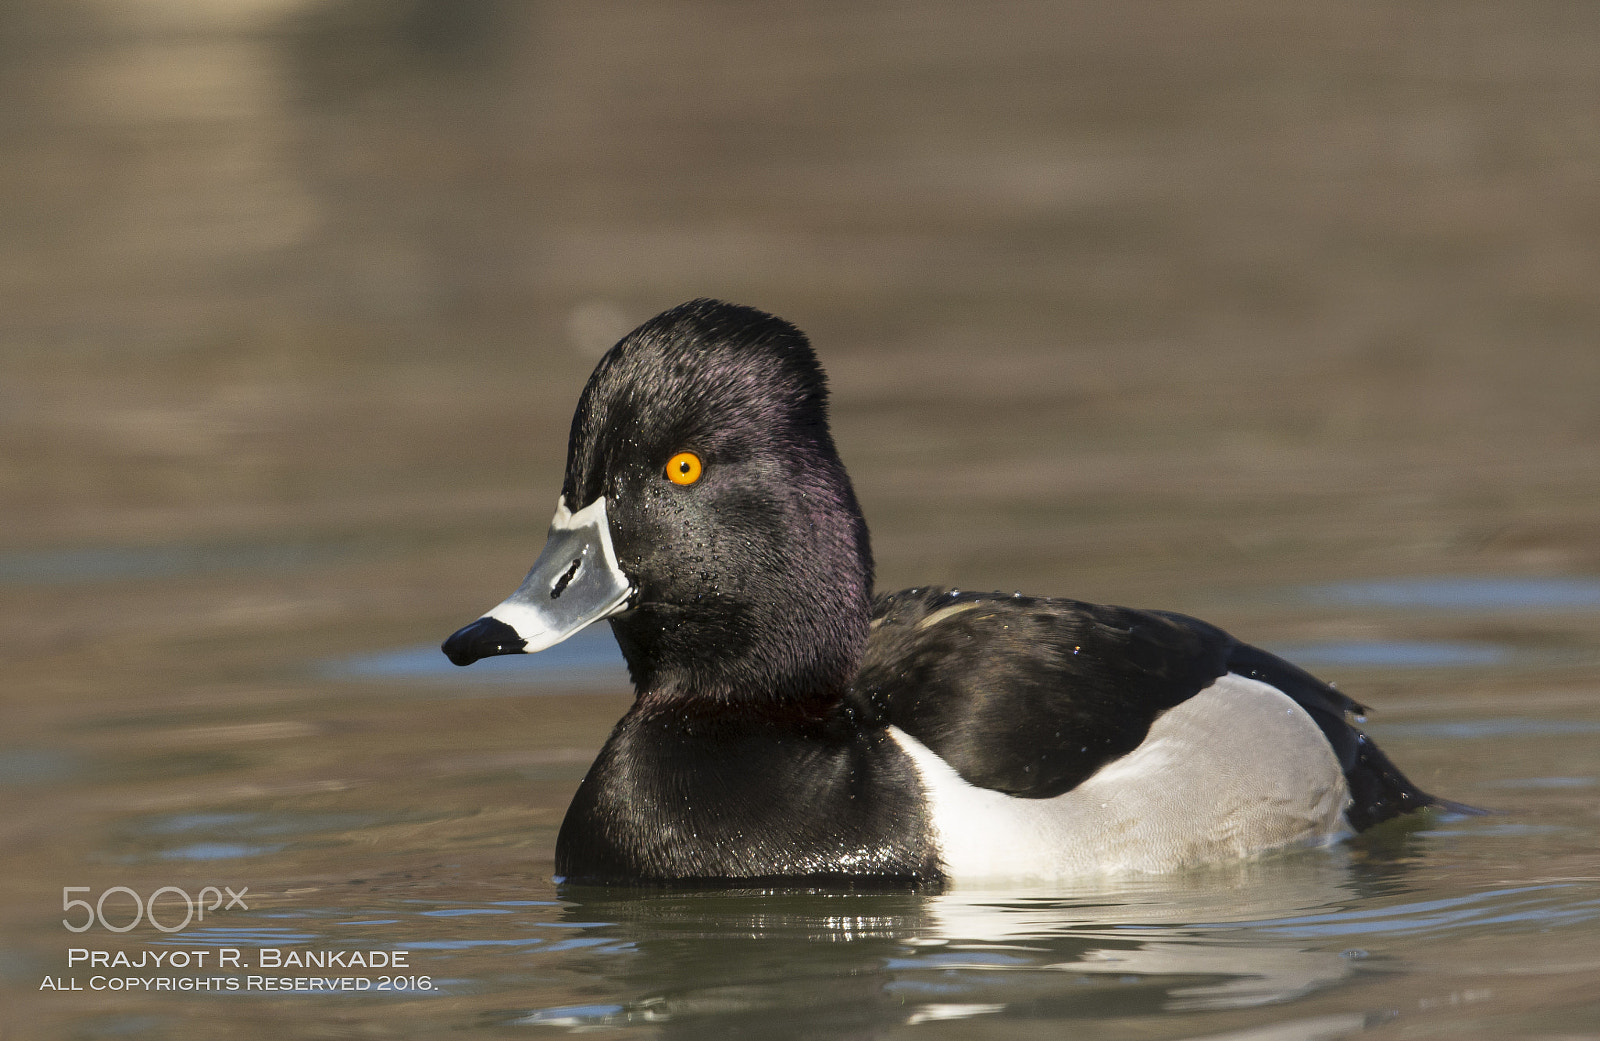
<box><xmin>0</xmin><ymin>542</ymin><xmax>351</xmax><ymax>587</ymax></box>
<box><xmin>330</xmin><ymin>627</ymin><xmax>631</xmax><ymax>690</ymax></box>
<box><xmin>1264</xmin><ymin>641</ymin><xmax>1515</xmax><ymax>669</ymax></box>
<box><xmin>8</xmin><ymin>558</ymin><xmax>1599</xmax><ymax>1040</ymax></box>
<box><xmin>1299</xmin><ymin>578</ymin><xmax>1600</xmax><ymax>614</ymax></box>
<box><xmin>6</xmin><ymin>1</ymin><xmax>1600</xmax><ymax>1038</ymax></box>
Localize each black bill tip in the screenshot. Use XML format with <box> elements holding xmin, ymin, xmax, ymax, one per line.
<box><xmin>441</xmin><ymin>616</ymin><xmax>528</xmax><ymax>667</ymax></box>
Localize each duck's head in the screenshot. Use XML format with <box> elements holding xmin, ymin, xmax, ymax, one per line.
<box><xmin>442</xmin><ymin>299</ymin><xmax>874</xmax><ymax>705</ymax></box>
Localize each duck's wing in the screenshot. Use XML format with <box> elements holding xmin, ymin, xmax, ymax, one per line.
<box><xmin>853</xmin><ymin>587</ymin><xmax>1448</xmax><ymax>828</ymax></box>
<box><xmin>854</xmin><ymin>588</ymin><xmax>1229</xmax><ymax>799</ymax></box>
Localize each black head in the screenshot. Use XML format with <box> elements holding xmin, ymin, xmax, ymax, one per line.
<box><xmin>561</xmin><ymin>299</ymin><xmax>874</xmax><ymax>704</ymax></box>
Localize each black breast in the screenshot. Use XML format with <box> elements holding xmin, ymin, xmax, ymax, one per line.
<box><xmin>554</xmin><ymin>699</ymin><xmax>940</xmax><ymax>885</ymax></box>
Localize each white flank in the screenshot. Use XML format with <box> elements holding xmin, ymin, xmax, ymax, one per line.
<box><xmin>892</xmin><ymin>674</ymin><xmax>1350</xmax><ymax>882</ymax></box>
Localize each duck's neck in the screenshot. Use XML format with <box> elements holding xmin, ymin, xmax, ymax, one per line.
<box><xmin>609</xmin><ymin>583</ymin><xmax>871</xmax><ymax>710</ymax></box>
<box><xmin>610</xmin><ymin>494</ymin><xmax>874</xmax><ymax>709</ymax></box>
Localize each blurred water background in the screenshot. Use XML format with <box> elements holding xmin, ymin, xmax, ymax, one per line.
<box><xmin>3</xmin><ymin>1</ymin><xmax>1599</xmax><ymax>1038</ymax></box>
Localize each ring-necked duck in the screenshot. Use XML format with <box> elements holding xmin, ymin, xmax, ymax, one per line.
<box><xmin>443</xmin><ymin>299</ymin><xmax>1467</xmax><ymax>886</ymax></box>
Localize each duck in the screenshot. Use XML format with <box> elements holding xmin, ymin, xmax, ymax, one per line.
<box><xmin>442</xmin><ymin>298</ymin><xmax>1463</xmax><ymax>887</ymax></box>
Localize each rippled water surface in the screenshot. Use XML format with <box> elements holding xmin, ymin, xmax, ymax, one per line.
<box><xmin>5</xmin><ymin>1</ymin><xmax>1600</xmax><ymax>1038</ymax></box>
<box><xmin>9</xmin><ymin>578</ymin><xmax>1600</xmax><ymax>1040</ymax></box>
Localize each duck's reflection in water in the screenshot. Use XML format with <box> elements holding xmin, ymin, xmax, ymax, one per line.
<box><xmin>511</xmin><ymin>848</ymin><xmax>1392</xmax><ymax>1036</ymax></box>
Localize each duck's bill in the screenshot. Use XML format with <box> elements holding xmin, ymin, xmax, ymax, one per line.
<box><xmin>441</xmin><ymin>496</ymin><xmax>634</xmax><ymax>667</ymax></box>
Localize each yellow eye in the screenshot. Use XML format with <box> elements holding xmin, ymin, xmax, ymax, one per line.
<box><xmin>665</xmin><ymin>450</ymin><xmax>703</xmax><ymax>485</ymax></box>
